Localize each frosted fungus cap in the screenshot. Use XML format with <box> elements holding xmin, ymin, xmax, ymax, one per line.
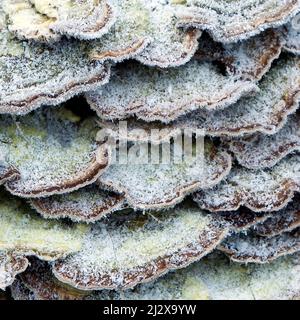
<box><xmin>52</xmin><ymin>207</ymin><xmax>230</xmax><ymax>290</ymax></box>
<box><xmin>193</xmin><ymin>154</ymin><xmax>300</xmax><ymax>212</ymax></box>
<box><xmin>0</xmin><ymin>252</ymin><xmax>29</xmax><ymax>290</ymax></box>
<box><xmin>96</xmin><ymin>55</ymin><xmax>300</xmax><ymax>141</ymax></box>
<box><xmin>98</xmin><ymin>140</ymin><xmax>232</xmax><ymax>210</ymax></box>
<box><xmin>31</xmin><ymin>185</ymin><xmax>126</xmax><ymax>223</ymax></box>
<box><xmin>227</xmin><ymin>113</ymin><xmax>300</xmax><ymax>169</ymax></box>
<box><xmin>255</xmin><ymin>196</ymin><xmax>300</xmax><ymax>237</ymax></box>
<box><xmin>0</xmin><ymin>190</ymin><xmax>88</xmax><ymax>289</ymax></box>
<box><xmin>178</xmin><ymin>0</ymin><xmax>300</xmax><ymax>43</ymax></box>
<box><xmin>0</xmin><ymin>24</ymin><xmax>111</xmax><ymax>115</ymax></box>
<box><xmin>219</xmin><ymin>228</ymin><xmax>300</xmax><ymax>263</ymax></box>
<box><xmin>90</xmin><ymin>0</ymin><xmax>202</xmax><ymax>68</ymax></box>
<box><xmin>2</xmin><ymin>0</ymin><xmax>115</xmax><ymax>42</ymax></box>
<box><xmin>86</xmin><ymin>60</ymin><xmax>258</xmax><ymax>123</ymax></box>
<box><xmin>11</xmin><ymin>252</ymin><xmax>300</xmax><ymax>300</ymax></box>
<box><xmin>0</xmin><ymin>106</ymin><xmax>111</xmax><ymax>198</ymax></box>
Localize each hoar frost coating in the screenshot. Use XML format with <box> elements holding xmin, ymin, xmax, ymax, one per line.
<box><xmin>90</xmin><ymin>0</ymin><xmax>201</xmax><ymax>68</ymax></box>
<box><xmin>98</xmin><ymin>141</ymin><xmax>232</xmax><ymax>210</ymax></box>
<box><xmin>86</xmin><ymin>60</ymin><xmax>258</xmax><ymax>123</ymax></box>
<box><xmin>284</xmin><ymin>17</ymin><xmax>300</xmax><ymax>55</ymax></box>
<box><xmin>0</xmin><ymin>252</ymin><xmax>28</xmax><ymax>290</ymax></box>
<box><xmin>168</xmin><ymin>55</ymin><xmax>300</xmax><ymax>135</ymax></box>
<box><xmin>88</xmin><ymin>29</ymin><xmax>285</xmax><ymax>123</ymax></box>
<box><xmin>13</xmin><ymin>259</ymin><xmax>97</xmax><ymax>300</ymax></box>
<box><xmin>0</xmin><ymin>23</ymin><xmax>111</xmax><ymax>115</ymax></box>
<box><xmin>98</xmin><ymin>55</ymin><xmax>300</xmax><ymax>140</ymax></box>
<box><xmin>255</xmin><ymin>196</ymin><xmax>300</xmax><ymax>237</ymax></box>
<box><xmin>0</xmin><ymin>190</ymin><xmax>87</xmax><ymax>263</ymax></box>
<box><xmin>178</xmin><ymin>0</ymin><xmax>300</xmax><ymax>43</ymax></box>
<box><xmin>195</xmin><ymin>29</ymin><xmax>284</xmax><ymax>81</ymax></box>
<box><xmin>12</xmin><ymin>253</ymin><xmax>300</xmax><ymax>300</ymax></box>
<box><xmin>0</xmin><ymin>106</ymin><xmax>110</xmax><ymax>198</ymax></box>
<box><xmin>89</xmin><ymin>0</ymin><xmax>152</xmax><ymax>63</ymax></box>
<box><xmin>52</xmin><ymin>207</ymin><xmax>229</xmax><ymax>291</ymax></box>
<box><xmin>2</xmin><ymin>0</ymin><xmax>115</xmax><ymax>41</ymax></box>
<box><xmin>219</xmin><ymin>228</ymin><xmax>300</xmax><ymax>263</ymax></box>
<box><xmin>30</xmin><ymin>185</ymin><xmax>126</xmax><ymax>223</ymax></box>
<box><xmin>227</xmin><ymin>113</ymin><xmax>300</xmax><ymax>169</ymax></box>
<box><xmin>193</xmin><ymin>154</ymin><xmax>300</xmax><ymax>212</ymax></box>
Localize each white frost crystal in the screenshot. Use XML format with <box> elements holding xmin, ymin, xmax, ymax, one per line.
<box><xmin>193</xmin><ymin>155</ymin><xmax>300</xmax><ymax>212</ymax></box>
<box><xmin>0</xmin><ymin>190</ymin><xmax>87</xmax><ymax>265</ymax></box>
<box><xmin>0</xmin><ymin>106</ymin><xmax>110</xmax><ymax>197</ymax></box>
<box><xmin>12</xmin><ymin>253</ymin><xmax>300</xmax><ymax>300</ymax></box>
<box><xmin>52</xmin><ymin>207</ymin><xmax>229</xmax><ymax>290</ymax></box>
<box><xmin>179</xmin><ymin>0</ymin><xmax>300</xmax><ymax>43</ymax></box>
<box><xmin>3</xmin><ymin>0</ymin><xmax>115</xmax><ymax>41</ymax></box>
<box><xmin>30</xmin><ymin>185</ymin><xmax>126</xmax><ymax>223</ymax></box>
<box><xmin>0</xmin><ymin>252</ymin><xmax>28</xmax><ymax>290</ymax></box>
<box><xmin>228</xmin><ymin>113</ymin><xmax>300</xmax><ymax>169</ymax></box>
<box><xmin>98</xmin><ymin>141</ymin><xmax>232</xmax><ymax>210</ymax></box>
<box><xmin>90</xmin><ymin>0</ymin><xmax>202</xmax><ymax>67</ymax></box>
<box><xmin>86</xmin><ymin>60</ymin><xmax>257</xmax><ymax>123</ymax></box>
<box><xmin>219</xmin><ymin>229</ymin><xmax>300</xmax><ymax>263</ymax></box>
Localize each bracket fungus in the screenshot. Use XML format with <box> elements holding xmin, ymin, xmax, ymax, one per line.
<box><xmin>52</xmin><ymin>207</ymin><xmax>230</xmax><ymax>290</ymax></box>
<box><xmin>3</xmin><ymin>0</ymin><xmax>115</xmax><ymax>42</ymax></box>
<box><xmin>193</xmin><ymin>155</ymin><xmax>300</xmax><ymax>213</ymax></box>
<box><xmin>228</xmin><ymin>113</ymin><xmax>300</xmax><ymax>169</ymax></box>
<box><xmin>178</xmin><ymin>0</ymin><xmax>300</xmax><ymax>43</ymax></box>
<box><xmin>31</xmin><ymin>185</ymin><xmax>126</xmax><ymax>223</ymax></box>
<box><xmin>0</xmin><ymin>106</ymin><xmax>110</xmax><ymax>198</ymax></box>
<box><xmin>98</xmin><ymin>140</ymin><xmax>232</xmax><ymax>210</ymax></box>
<box><xmin>219</xmin><ymin>228</ymin><xmax>300</xmax><ymax>263</ymax></box>
<box><xmin>11</xmin><ymin>253</ymin><xmax>300</xmax><ymax>300</ymax></box>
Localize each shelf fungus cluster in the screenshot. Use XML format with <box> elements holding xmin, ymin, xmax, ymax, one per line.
<box><xmin>0</xmin><ymin>0</ymin><xmax>300</xmax><ymax>300</ymax></box>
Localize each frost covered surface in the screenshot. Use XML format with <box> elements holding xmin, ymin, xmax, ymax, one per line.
<box><xmin>193</xmin><ymin>154</ymin><xmax>300</xmax><ymax>212</ymax></box>
<box><xmin>1</xmin><ymin>106</ymin><xmax>110</xmax><ymax>198</ymax></box>
<box><xmin>171</xmin><ymin>55</ymin><xmax>300</xmax><ymax>136</ymax></box>
<box><xmin>86</xmin><ymin>60</ymin><xmax>257</xmax><ymax>123</ymax></box>
<box><xmin>0</xmin><ymin>161</ymin><xmax>18</xmax><ymax>185</ymax></box>
<box><xmin>284</xmin><ymin>20</ymin><xmax>300</xmax><ymax>55</ymax></box>
<box><xmin>0</xmin><ymin>190</ymin><xmax>87</xmax><ymax>261</ymax></box>
<box><xmin>13</xmin><ymin>253</ymin><xmax>300</xmax><ymax>300</ymax></box>
<box><xmin>178</xmin><ymin>0</ymin><xmax>300</xmax><ymax>43</ymax></box>
<box><xmin>0</xmin><ymin>23</ymin><xmax>111</xmax><ymax>114</ymax></box>
<box><xmin>219</xmin><ymin>228</ymin><xmax>300</xmax><ymax>263</ymax></box>
<box><xmin>256</xmin><ymin>196</ymin><xmax>300</xmax><ymax>237</ymax></box>
<box><xmin>2</xmin><ymin>0</ymin><xmax>115</xmax><ymax>41</ymax></box>
<box><xmin>98</xmin><ymin>55</ymin><xmax>300</xmax><ymax>139</ymax></box>
<box><xmin>134</xmin><ymin>0</ymin><xmax>201</xmax><ymax>67</ymax></box>
<box><xmin>31</xmin><ymin>185</ymin><xmax>126</xmax><ymax>223</ymax></box>
<box><xmin>90</xmin><ymin>0</ymin><xmax>201</xmax><ymax>68</ymax></box>
<box><xmin>0</xmin><ymin>252</ymin><xmax>28</xmax><ymax>290</ymax></box>
<box><xmin>98</xmin><ymin>141</ymin><xmax>232</xmax><ymax>210</ymax></box>
<box><xmin>16</xmin><ymin>259</ymin><xmax>95</xmax><ymax>300</ymax></box>
<box><xmin>88</xmin><ymin>0</ymin><xmax>152</xmax><ymax>63</ymax></box>
<box><xmin>120</xmin><ymin>252</ymin><xmax>300</xmax><ymax>300</ymax></box>
<box><xmin>196</xmin><ymin>29</ymin><xmax>284</xmax><ymax>81</ymax></box>
<box><xmin>228</xmin><ymin>113</ymin><xmax>300</xmax><ymax>169</ymax></box>
<box><xmin>52</xmin><ymin>207</ymin><xmax>229</xmax><ymax>290</ymax></box>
